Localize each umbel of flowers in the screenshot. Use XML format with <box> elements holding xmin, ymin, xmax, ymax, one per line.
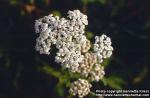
<box><xmin>35</xmin><ymin>10</ymin><xmax>113</xmax><ymax>98</ymax></box>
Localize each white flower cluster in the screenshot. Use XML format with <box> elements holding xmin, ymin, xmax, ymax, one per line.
<box><xmin>89</xmin><ymin>64</ymin><xmax>105</xmax><ymax>81</ymax></box>
<box><xmin>69</xmin><ymin>79</ymin><xmax>92</xmax><ymax>98</ymax></box>
<box><xmin>94</xmin><ymin>35</ymin><xmax>113</xmax><ymax>63</ymax></box>
<box><xmin>77</xmin><ymin>52</ymin><xmax>97</xmax><ymax>77</ymax></box>
<box><xmin>35</xmin><ymin>10</ymin><xmax>88</xmax><ymax>73</ymax></box>
<box><xmin>35</xmin><ymin>10</ymin><xmax>113</xmax><ymax>98</ymax></box>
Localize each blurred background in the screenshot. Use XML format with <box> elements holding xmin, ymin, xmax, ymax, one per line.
<box><xmin>0</xmin><ymin>0</ymin><xmax>150</xmax><ymax>98</ymax></box>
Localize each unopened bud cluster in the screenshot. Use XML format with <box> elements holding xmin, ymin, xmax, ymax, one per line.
<box><xmin>35</xmin><ymin>10</ymin><xmax>113</xmax><ymax>98</ymax></box>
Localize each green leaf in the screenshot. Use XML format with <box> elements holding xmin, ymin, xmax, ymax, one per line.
<box><xmin>55</xmin><ymin>82</ymin><xmax>65</xmax><ymax>97</ymax></box>
<box><xmin>86</xmin><ymin>31</ymin><xmax>94</xmax><ymax>39</ymax></box>
<box><xmin>52</xmin><ymin>10</ymin><xmax>61</xmax><ymax>17</ymax></box>
<box><xmin>133</xmin><ymin>67</ymin><xmax>148</xmax><ymax>84</ymax></box>
<box><xmin>98</xmin><ymin>0</ymin><xmax>107</xmax><ymax>5</ymax></box>
<box><xmin>29</xmin><ymin>0</ymin><xmax>34</xmax><ymax>4</ymax></box>
<box><xmin>89</xmin><ymin>91</ymin><xmax>96</xmax><ymax>96</ymax></box>
<box><xmin>101</xmin><ymin>58</ymin><xmax>111</xmax><ymax>67</ymax></box>
<box><xmin>41</xmin><ymin>64</ymin><xmax>62</xmax><ymax>78</ymax></box>
<box><xmin>101</xmin><ymin>77</ymin><xmax>107</xmax><ymax>86</ymax></box>
<box><xmin>9</xmin><ymin>0</ymin><xmax>19</xmax><ymax>5</ymax></box>
<box><xmin>81</xmin><ymin>0</ymin><xmax>107</xmax><ymax>5</ymax></box>
<box><xmin>105</xmin><ymin>75</ymin><xmax>126</xmax><ymax>89</ymax></box>
<box><xmin>144</xmin><ymin>20</ymin><xmax>150</xmax><ymax>29</ymax></box>
<box><xmin>5</xmin><ymin>56</ymin><xmax>11</xmax><ymax>68</ymax></box>
<box><xmin>81</xmin><ymin>0</ymin><xmax>97</xmax><ymax>4</ymax></box>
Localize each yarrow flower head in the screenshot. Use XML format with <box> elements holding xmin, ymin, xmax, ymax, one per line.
<box><xmin>89</xmin><ymin>64</ymin><xmax>105</xmax><ymax>81</ymax></box>
<box><xmin>69</xmin><ymin>79</ymin><xmax>92</xmax><ymax>98</ymax></box>
<box><xmin>35</xmin><ymin>10</ymin><xmax>113</xmax><ymax>98</ymax></box>
<box><xmin>77</xmin><ymin>52</ymin><xmax>97</xmax><ymax>77</ymax></box>
<box><xmin>94</xmin><ymin>34</ymin><xmax>113</xmax><ymax>63</ymax></box>
<box><xmin>35</xmin><ymin>10</ymin><xmax>88</xmax><ymax>72</ymax></box>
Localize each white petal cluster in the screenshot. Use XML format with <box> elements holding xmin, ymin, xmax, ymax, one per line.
<box><xmin>94</xmin><ymin>34</ymin><xmax>113</xmax><ymax>63</ymax></box>
<box><xmin>55</xmin><ymin>42</ymin><xmax>84</xmax><ymax>72</ymax></box>
<box><xmin>35</xmin><ymin>10</ymin><xmax>114</xmax><ymax>98</ymax></box>
<box><xmin>68</xmin><ymin>10</ymin><xmax>88</xmax><ymax>26</ymax></box>
<box><xmin>69</xmin><ymin>79</ymin><xmax>92</xmax><ymax>98</ymax></box>
<box><xmin>35</xmin><ymin>30</ymin><xmax>51</xmax><ymax>54</ymax></box>
<box><xmin>77</xmin><ymin>52</ymin><xmax>105</xmax><ymax>82</ymax></box>
<box><xmin>35</xmin><ymin>10</ymin><xmax>88</xmax><ymax>72</ymax></box>
<box><xmin>35</xmin><ymin>14</ymin><xmax>61</xmax><ymax>54</ymax></box>
<box><xmin>89</xmin><ymin>64</ymin><xmax>105</xmax><ymax>81</ymax></box>
<box><xmin>77</xmin><ymin>52</ymin><xmax>97</xmax><ymax>77</ymax></box>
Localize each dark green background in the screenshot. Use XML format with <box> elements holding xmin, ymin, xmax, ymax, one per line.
<box><xmin>0</xmin><ymin>0</ymin><xmax>150</xmax><ymax>98</ymax></box>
